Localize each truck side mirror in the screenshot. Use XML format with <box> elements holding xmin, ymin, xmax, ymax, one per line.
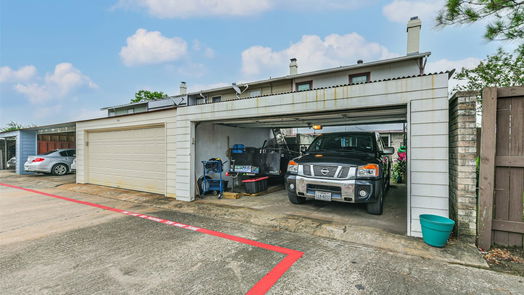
<box><xmin>383</xmin><ymin>147</ymin><xmax>395</xmax><ymax>155</ymax></box>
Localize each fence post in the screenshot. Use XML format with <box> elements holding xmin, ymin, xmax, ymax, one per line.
<box><xmin>477</xmin><ymin>87</ymin><xmax>498</xmax><ymax>250</ymax></box>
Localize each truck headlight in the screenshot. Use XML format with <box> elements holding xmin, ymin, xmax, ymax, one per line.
<box><xmin>287</xmin><ymin>160</ymin><xmax>298</xmax><ymax>174</ymax></box>
<box><xmin>357</xmin><ymin>164</ymin><xmax>379</xmax><ymax>177</ymax></box>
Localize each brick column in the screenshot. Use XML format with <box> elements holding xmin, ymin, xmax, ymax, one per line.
<box><xmin>449</xmin><ymin>92</ymin><xmax>478</xmax><ymax>242</ymax></box>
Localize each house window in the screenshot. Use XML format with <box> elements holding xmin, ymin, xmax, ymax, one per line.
<box><xmin>196</xmin><ymin>97</ymin><xmax>206</xmax><ymax>105</ymax></box>
<box><xmin>250</xmin><ymin>90</ymin><xmax>261</xmax><ymax>97</ymax></box>
<box><xmin>349</xmin><ymin>72</ymin><xmax>370</xmax><ymax>84</ymax></box>
<box><xmin>212</xmin><ymin>96</ymin><xmax>221</xmax><ymax>103</ymax></box>
<box><xmin>127</xmin><ymin>109</ymin><xmax>135</xmax><ymax>114</ymax></box>
<box><xmin>296</xmin><ymin>81</ymin><xmax>313</xmax><ymax>91</ymax></box>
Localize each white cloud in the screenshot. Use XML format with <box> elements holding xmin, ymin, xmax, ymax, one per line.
<box><xmin>382</xmin><ymin>0</ymin><xmax>442</xmax><ymax>24</ymax></box>
<box><xmin>114</xmin><ymin>0</ymin><xmax>363</xmax><ymax>18</ymax></box>
<box><xmin>33</xmin><ymin>104</ymin><xmax>64</xmax><ymax>120</ymax></box>
<box><xmin>426</xmin><ymin>57</ymin><xmax>481</xmax><ymax>91</ymax></box>
<box><xmin>241</xmin><ymin>33</ymin><xmax>398</xmax><ymax>77</ymax></box>
<box><xmin>192</xmin><ymin>40</ymin><xmax>215</xmax><ymax>59</ymax></box>
<box><xmin>0</xmin><ymin>65</ymin><xmax>37</xmax><ymax>83</ymax></box>
<box><xmin>14</xmin><ymin>63</ymin><xmax>97</xmax><ymax>104</ymax></box>
<box><xmin>74</xmin><ymin>108</ymin><xmax>106</xmax><ymax>121</ymax></box>
<box><xmin>120</xmin><ymin>28</ymin><xmax>188</xmax><ymax>66</ymax></box>
<box><xmin>426</xmin><ymin>57</ymin><xmax>481</xmax><ymax>73</ymax></box>
<box><xmin>115</xmin><ymin>0</ymin><xmax>271</xmax><ymax>18</ymax></box>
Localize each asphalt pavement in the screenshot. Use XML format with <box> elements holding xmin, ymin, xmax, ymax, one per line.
<box><xmin>1</xmin><ymin>178</ymin><xmax>523</xmax><ymax>294</ymax></box>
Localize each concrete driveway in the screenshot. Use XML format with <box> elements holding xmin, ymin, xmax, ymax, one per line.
<box><xmin>197</xmin><ymin>184</ymin><xmax>407</xmax><ymax>235</ymax></box>
<box><xmin>1</xmin><ymin>173</ymin><xmax>524</xmax><ymax>294</ymax></box>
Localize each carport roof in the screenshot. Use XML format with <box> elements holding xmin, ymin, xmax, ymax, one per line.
<box><xmin>213</xmin><ymin>105</ymin><xmax>408</xmax><ymax>128</ymax></box>
<box><xmin>0</xmin><ymin>122</ymin><xmax>77</xmax><ymax>136</ymax></box>
<box><xmin>0</xmin><ymin>130</ymin><xmax>18</xmax><ymax>138</ymax></box>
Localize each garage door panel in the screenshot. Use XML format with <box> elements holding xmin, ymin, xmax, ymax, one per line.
<box><xmin>88</xmin><ymin>161</ymin><xmax>165</xmax><ymax>177</ymax></box>
<box><xmin>88</xmin><ymin>155</ymin><xmax>165</xmax><ymax>165</ymax></box>
<box><xmin>87</xmin><ymin>126</ymin><xmax>166</xmax><ymax>195</ymax></box>
<box><xmin>89</xmin><ymin>175</ymin><xmax>165</xmax><ymax>194</ymax></box>
<box><xmin>89</xmin><ymin>170</ymin><xmax>165</xmax><ymax>183</ymax></box>
<box><xmin>89</xmin><ymin>143</ymin><xmax>164</xmax><ymax>155</ymax></box>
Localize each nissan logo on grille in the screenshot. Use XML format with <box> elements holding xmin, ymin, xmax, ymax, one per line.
<box><xmin>320</xmin><ymin>168</ymin><xmax>330</xmax><ymax>175</ymax></box>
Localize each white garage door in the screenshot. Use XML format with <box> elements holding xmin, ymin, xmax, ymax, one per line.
<box><xmin>87</xmin><ymin>125</ymin><xmax>166</xmax><ymax>194</ymax></box>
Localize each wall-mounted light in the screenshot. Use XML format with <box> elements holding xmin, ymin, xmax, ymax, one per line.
<box><xmin>311</xmin><ymin>124</ymin><xmax>323</xmax><ymax>130</ymax></box>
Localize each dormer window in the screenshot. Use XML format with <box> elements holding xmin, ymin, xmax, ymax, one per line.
<box><xmin>349</xmin><ymin>72</ymin><xmax>370</xmax><ymax>84</ymax></box>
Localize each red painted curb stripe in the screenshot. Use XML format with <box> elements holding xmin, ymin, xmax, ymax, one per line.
<box><xmin>0</xmin><ymin>183</ymin><xmax>303</xmax><ymax>295</ymax></box>
<box><xmin>246</xmin><ymin>251</ymin><xmax>303</xmax><ymax>295</ymax></box>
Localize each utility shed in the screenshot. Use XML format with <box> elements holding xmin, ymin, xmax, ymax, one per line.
<box><xmin>174</xmin><ymin>72</ymin><xmax>450</xmax><ymax>237</ymax></box>
<box><xmin>0</xmin><ymin>130</ymin><xmax>37</xmax><ymax>174</ymax></box>
<box><xmin>75</xmin><ymin>109</ymin><xmax>177</xmax><ymax>197</ymax></box>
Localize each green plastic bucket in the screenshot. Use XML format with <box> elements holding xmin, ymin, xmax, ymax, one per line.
<box><xmin>419</xmin><ymin>214</ymin><xmax>455</xmax><ymax>248</ymax></box>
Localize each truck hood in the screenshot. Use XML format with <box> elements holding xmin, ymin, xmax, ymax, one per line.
<box><xmin>296</xmin><ymin>152</ymin><xmax>377</xmax><ymax>166</ymax></box>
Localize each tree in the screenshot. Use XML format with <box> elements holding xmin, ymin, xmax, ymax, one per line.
<box><xmin>131</xmin><ymin>90</ymin><xmax>168</xmax><ymax>103</ymax></box>
<box><xmin>436</xmin><ymin>0</ymin><xmax>524</xmax><ymax>41</ymax></box>
<box><xmin>453</xmin><ymin>45</ymin><xmax>524</xmax><ymax>97</ymax></box>
<box><xmin>1</xmin><ymin>121</ymin><xmax>24</xmax><ymax>132</ymax></box>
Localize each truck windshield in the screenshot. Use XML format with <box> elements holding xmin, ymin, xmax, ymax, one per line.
<box><xmin>308</xmin><ymin>134</ymin><xmax>374</xmax><ymax>153</ymax></box>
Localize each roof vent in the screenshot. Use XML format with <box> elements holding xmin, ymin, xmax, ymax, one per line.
<box><xmin>357</xmin><ymin>60</ymin><xmax>363</xmax><ymax>64</ymax></box>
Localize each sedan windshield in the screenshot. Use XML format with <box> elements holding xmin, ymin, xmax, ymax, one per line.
<box><xmin>308</xmin><ymin>134</ymin><xmax>375</xmax><ymax>153</ymax></box>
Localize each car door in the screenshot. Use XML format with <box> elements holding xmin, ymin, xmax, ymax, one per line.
<box><xmin>59</xmin><ymin>150</ymin><xmax>75</xmax><ymax>166</ymax></box>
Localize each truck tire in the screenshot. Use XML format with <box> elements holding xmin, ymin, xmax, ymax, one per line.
<box><xmin>288</xmin><ymin>192</ymin><xmax>306</xmax><ymax>204</ymax></box>
<box><xmin>366</xmin><ymin>191</ymin><xmax>384</xmax><ymax>215</ymax></box>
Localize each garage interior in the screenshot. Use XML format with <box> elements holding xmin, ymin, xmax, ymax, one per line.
<box><xmin>0</xmin><ymin>136</ymin><xmax>16</xmax><ymax>169</ymax></box>
<box><xmin>194</xmin><ymin>105</ymin><xmax>408</xmax><ymax>235</ymax></box>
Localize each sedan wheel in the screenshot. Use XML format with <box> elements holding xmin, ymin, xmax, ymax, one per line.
<box><xmin>52</xmin><ymin>164</ymin><xmax>68</xmax><ymax>176</ymax></box>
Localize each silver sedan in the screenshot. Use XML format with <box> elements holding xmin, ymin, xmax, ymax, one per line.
<box><xmin>24</xmin><ymin>149</ymin><xmax>76</xmax><ymax>176</ymax></box>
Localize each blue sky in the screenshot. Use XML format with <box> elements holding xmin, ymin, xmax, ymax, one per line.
<box><xmin>0</xmin><ymin>0</ymin><xmax>515</xmax><ymax>127</ymax></box>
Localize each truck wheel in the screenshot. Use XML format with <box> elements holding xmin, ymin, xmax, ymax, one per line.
<box><xmin>366</xmin><ymin>191</ymin><xmax>384</xmax><ymax>215</ymax></box>
<box><xmin>288</xmin><ymin>192</ymin><xmax>306</xmax><ymax>204</ymax></box>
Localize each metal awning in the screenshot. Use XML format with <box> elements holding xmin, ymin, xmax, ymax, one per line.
<box><xmin>214</xmin><ymin>105</ymin><xmax>407</xmax><ymax>128</ymax></box>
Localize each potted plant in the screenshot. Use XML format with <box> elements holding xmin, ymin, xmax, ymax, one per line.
<box><xmin>392</xmin><ymin>146</ymin><xmax>407</xmax><ymax>183</ymax></box>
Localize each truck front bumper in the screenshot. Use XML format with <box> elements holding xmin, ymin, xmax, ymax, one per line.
<box><xmin>285</xmin><ymin>174</ymin><xmax>380</xmax><ymax>203</ymax></box>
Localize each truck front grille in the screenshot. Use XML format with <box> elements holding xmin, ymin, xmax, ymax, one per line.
<box><xmin>303</xmin><ymin>165</ymin><xmax>312</xmax><ymax>176</ymax></box>
<box><xmin>312</xmin><ymin>165</ymin><xmax>338</xmax><ymax>177</ymax></box>
<box><xmin>300</xmin><ymin>164</ymin><xmax>353</xmax><ymax>179</ymax></box>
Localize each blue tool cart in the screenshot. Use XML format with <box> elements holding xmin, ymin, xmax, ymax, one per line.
<box><xmin>200</xmin><ymin>159</ymin><xmax>227</xmax><ymax>199</ymax></box>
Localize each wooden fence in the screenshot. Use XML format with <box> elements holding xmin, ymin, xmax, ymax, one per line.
<box><xmin>478</xmin><ymin>87</ymin><xmax>524</xmax><ymax>249</ymax></box>
<box><xmin>37</xmin><ymin>133</ymin><xmax>76</xmax><ymax>154</ymax></box>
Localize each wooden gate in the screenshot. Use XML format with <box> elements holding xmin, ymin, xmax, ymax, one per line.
<box><xmin>478</xmin><ymin>87</ymin><xmax>524</xmax><ymax>249</ymax></box>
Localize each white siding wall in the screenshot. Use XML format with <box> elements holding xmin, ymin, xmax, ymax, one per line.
<box><xmin>408</xmin><ymin>94</ymin><xmax>449</xmax><ymax>237</ymax></box>
<box><xmin>175</xmin><ymin>73</ymin><xmax>449</xmax><ymax>237</ymax></box>
<box><xmin>76</xmin><ymin>109</ymin><xmax>177</xmax><ymax>197</ymax></box>
<box><xmin>295</xmin><ymin>59</ymin><xmax>420</xmax><ymax>88</ymax></box>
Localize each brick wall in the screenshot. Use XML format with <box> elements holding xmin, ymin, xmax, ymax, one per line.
<box><xmin>449</xmin><ymin>92</ymin><xmax>478</xmax><ymax>242</ymax></box>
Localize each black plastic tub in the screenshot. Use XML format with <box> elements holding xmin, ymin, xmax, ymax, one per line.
<box><xmin>242</xmin><ymin>176</ymin><xmax>269</xmax><ymax>194</ymax></box>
